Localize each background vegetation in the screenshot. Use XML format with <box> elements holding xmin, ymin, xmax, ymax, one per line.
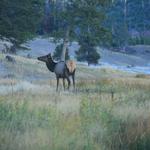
<box><xmin>0</xmin><ymin>1</ymin><xmax>150</xmax><ymax>149</ymax></box>
<box><xmin>0</xmin><ymin>0</ymin><xmax>149</xmax><ymax>63</ymax></box>
<box><xmin>0</xmin><ymin>0</ymin><xmax>44</xmax><ymax>44</ymax></box>
<box><xmin>53</xmin><ymin>44</ymin><xmax>70</xmax><ymax>61</ymax></box>
<box><xmin>0</xmin><ymin>54</ymin><xmax>150</xmax><ymax>150</ymax></box>
<box><xmin>106</xmin><ymin>0</ymin><xmax>150</xmax><ymax>48</ymax></box>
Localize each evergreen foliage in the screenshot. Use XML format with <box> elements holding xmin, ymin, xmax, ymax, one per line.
<box><xmin>106</xmin><ymin>0</ymin><xmax>150</xmax><ymax>48</ymax></box>
<box><xmin>53</xmin><ymin>44</ymin><xmax>70</xmax><ymax>61</ymax></box>
<box><xmin>76</xmin><ymin>35</ymin><xmax>100</xmax><ymax>65</ymax></box>
<box><xmin>1</xmin><ymin>0</ymin><xmax>149</xmax><ymax>56</ymax></box>
<box><xmin>0</xmin><ymin>0</ymin><xmax>44</xmax><ymax>44</ymax></box>
<box><xmin>44</xmin><ymin>0</ymin><xmax>110</xmax><ymax>63</ymax></box>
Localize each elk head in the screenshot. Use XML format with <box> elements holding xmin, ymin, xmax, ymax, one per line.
<box><xmin>37</xmin><ymin>53</ymin><xmax>52</xmax><ymax>63</ymax></box>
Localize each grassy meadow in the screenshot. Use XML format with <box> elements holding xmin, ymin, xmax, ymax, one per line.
<box><xmin>0</xmin><ymin>54</ymin><xmax>150</xmax><ymax>150</ymax></box>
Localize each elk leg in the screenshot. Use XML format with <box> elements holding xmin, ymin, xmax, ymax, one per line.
<box><xmin>72</xmin><ymin>73</ymin><xmax>75</xmax><ymax>90</ymax></box>
<box><xmin>63</xmin><ymin>78</ymin><xmax>65</xmax><ymax>90</ymax></box>
<box><xmin>56</xmin><ymin>77</ymin><xmax>59</xmax><ymax>91</ymax></box>
<box><xmin>66</xmin><ymin>76</ymin><xmax>70</xmax><ymax>90</ymax></box>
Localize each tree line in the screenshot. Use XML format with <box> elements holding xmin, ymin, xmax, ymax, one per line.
<box><xmin>106</xmin><ymin>0</ymin><xmax>150</xmax><ymax>49</ymax></box>
<box><xmin>42</xmin><ymin>0</ymin><xmax>150</xmax><ymax>64</ymax></box>
<box><xmin>0</xmin><ymin>0</ymin><xmax>149</xmax><ymax>64</ymax></box>
<box><xmin>0</xmin><ymin>0</ymin><xmax>44</xmax><ymax>44</ymax></box>
<box><xmin>43</xmin><ymin>0</ymin><xmax>111</xmax><ymax>65</ymax></box>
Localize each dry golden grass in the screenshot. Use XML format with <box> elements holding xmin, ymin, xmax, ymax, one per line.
<box><xmin>0</xmin><ymin>78</ymin><xmax>17</xmax><ymax>85</ymax></box>
<box><xmin>135</xmin><ymin>73</ymin><xmax>150</xmax><ymax>79</ymax></box>
<box><xmin>0</xmin><ymin>53</ymin><xmax>150</xmax><ymax>150</ymax></box>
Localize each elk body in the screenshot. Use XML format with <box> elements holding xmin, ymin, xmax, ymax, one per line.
<box><xmin>37</xmin><ymin>53</ymin><xmax>76</xmax><ymax>91</ymax></box>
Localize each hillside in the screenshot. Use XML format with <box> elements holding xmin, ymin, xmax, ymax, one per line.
<box><xmin>0</xmin><ymin>0</ymin><xmax>150</xmax><ymax>149</ymax></box>
<box><xmin>16</xmin><ymin>37</ymin><xmax>150</xmax><ymax>74</ymax></box>
<box><xmin>0</xmin><ymin>53</ymin><xmax>130</xmax><ymax>94</ymax></box>
<box><xmin>0</xmin><ymin>53</ymin><xmax>150</xmax><ymax>150</ymax></box>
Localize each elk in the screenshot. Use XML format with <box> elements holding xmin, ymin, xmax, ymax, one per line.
<box><xmin>37</xmin><ymin>53</ymin><xmax>76</xmax><ymax>91</ymax></box>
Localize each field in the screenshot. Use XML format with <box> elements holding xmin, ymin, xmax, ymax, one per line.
<box><xmin>0</xmin><ymin>54</ymin><xmax>150</xmax><ymax>150</ymax></box>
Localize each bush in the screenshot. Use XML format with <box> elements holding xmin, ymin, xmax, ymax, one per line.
<box><xmin>53</xmin><ymin>44</ymin><xmax>70</xmax><ymax>61</ymax></box>
<box><xmin>0</xmin><ymin>0</ymin><xmax>44</xmax><ymax>44</ymax></box>
<box><xmin>76</xmin><ymin>45</ymin><xmax>100</xmax><ymax>65</ymax></box>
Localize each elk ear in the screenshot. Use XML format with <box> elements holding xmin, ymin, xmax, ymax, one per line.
<box><xmin>47</xmin><ymin>53</ymin><xmax>52</xmax><ymax>59</ymax></box>
<box><xmin>48</xmin><ymin>53</ymin><xmax>52</xmax><ymax>58</ymax></box>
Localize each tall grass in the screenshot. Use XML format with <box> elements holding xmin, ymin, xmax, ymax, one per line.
<box><xmin>0</xmin><ymin>54</ymin><xmax>150</xmax><ymax>149</ymax></box>
<box><xmin>0</xmin><ymin>76</ymin><xmax>150</xmax><ymax>150</ymax></box>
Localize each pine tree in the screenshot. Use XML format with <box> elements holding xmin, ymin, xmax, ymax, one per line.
<box><xmin>106</xmin><ymin>0</ymin><xmax>150</xmax><ymax>48</ymax></box>
<box><xmin>53</xmin><ymin>44</ymin><xmax>70</xmax><ymax>61</ymax></box>
<box><xmin>0</xmin><ymin>0</ymin><xmax>44</xmax><ymax>44</ymax></box>
<box><xmin>76</xmin><ymin>35</ymin><xmax>100</xmax><ymax>65</ymax></box>
<box><xmin>47</xmin><ymin>0</ymin><xmax>111</xmax><ymax>61</ymax></box>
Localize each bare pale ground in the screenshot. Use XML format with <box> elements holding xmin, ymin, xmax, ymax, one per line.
<box><xmin>0</xmin><ymin>53</ymin><xmax>150</xmax><ymax>150</ymax></box>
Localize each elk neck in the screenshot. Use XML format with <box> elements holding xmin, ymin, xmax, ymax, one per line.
<box><xmin>46</xmin><ymin>59</ymin><xmax>57</xmax><ymax>72</ymax></box>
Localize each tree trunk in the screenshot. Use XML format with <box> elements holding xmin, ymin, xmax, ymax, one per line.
<box><xmin>61</xmin><ymin>28</ymin><xmax>70</xmax><ymax>61</ymax></box>
<box><xmin>142</xmin><ymin>0</ymin><xmax>145</xmax><ymax>44</ymax></box>
<box><xmin>123</xmin><ymin>0</ymin><xmax>128</xmax><ymax>50</ymax></box>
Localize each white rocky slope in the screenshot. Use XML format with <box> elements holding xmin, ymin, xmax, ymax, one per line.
<box><xmin>0</xmin><ymin>37</ymin><xmax>13</xmax><ymax>53</ymax></box>
<box><xmin>14</xmin><ymin>37</ymin><xmax>150</xmax><ymax>74</ymax></box>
